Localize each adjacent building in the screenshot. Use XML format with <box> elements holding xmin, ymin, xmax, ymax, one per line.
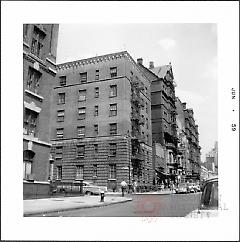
<box><xmin>23</xmin><ymin>24</ymin><xmax>59</xmax><ymax>197</ymax></box>
<box><xmin>175</xmin><ymin>97</ymin><xmax>190</xmax><ymax>183</ymax></box>
<box><xmin>137</xmin><ymin>60</ymin><xmax>178</xmax><ymax>185</ymax></box>
<box><xmin>175</xmin><ymin>97</ymin><xmax>201</xmax><ymax>182</ymax></box>
<box><xmin>183</xmin><ymin>106</ymin><xmax>201</xmax><ymax>181</ymax></box>
<box><xmin>50</xmin><ymin>51</ymin><xmax>153</xmax><ymax>191</ymax></box>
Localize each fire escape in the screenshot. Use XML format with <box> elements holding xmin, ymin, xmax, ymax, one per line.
<box><xmin>130</xmin><ymin>76</ymin><xmax>145</xmax><ymax>182</ymax></box>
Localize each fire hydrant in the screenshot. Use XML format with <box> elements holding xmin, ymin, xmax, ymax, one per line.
<box><xmin>100</xmin><ymin>191</ymin><xmax>105</xmax><ymax>202</ymax></box>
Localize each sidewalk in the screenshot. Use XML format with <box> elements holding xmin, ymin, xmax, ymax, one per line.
<box><xmin>106</xmin><ymin>189</ymin><xmax>175</xmax><ymax>196</ymax></box>
<box><xmin>24</xmin><ymin>195</ymin><xmax>132</xmax><ymax>216</ymax></box>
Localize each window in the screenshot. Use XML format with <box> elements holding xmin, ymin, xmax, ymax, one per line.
<box><xmin>110</xmin><ymin>67</ymin><xmax>117</xmax><ymax>78</ymax></box>
<box><xmin>109</xmin><ymin>164</ymin><xmax>116</xmax><ymax>179</ymax></box>
<box><xmin>94</xmin><ymin>124</ymin><xmax>98</xmax><ymax>136</ymax></box>
<box><xmin>76</xmin><ymin>165</ymin><xmax>84</xmax><ymax>180</ymax></box>
<box><xmin>78</xmin><ymin>107</ymin><xmax>86</xmax><ymax>120</ymax></box>
<box><xmin>48</xmin><ymin>161</ymin><xmax>54</xmax><ymax>181</ymax></box>
<box><xmin>109</xmin><ymin>143</ymin><xmax>117</xmax><ymax>157</ymax></box>
<box><xmin>80</xmin><ymin>72</ymin><xmax>87</xmax><ymax>83</ymax></box>
<box><xmin>95</xmin><ymin>70</ymin><xmax>99</xmax><ymax>80</ymax></box>
<box><xmin>23</xmin><ymin>24</ymin><xmax>28</xmax><ymax>39</ymax></box>
<box><xmin>57</xmin><ymin>110</ymin><xmax>64</xmax><ymax>122</ymax></box>
<box><xmin>146</xmin><ymin>118</ymin><xmax>149</xmax><ymax>129</ymax></box>
<box><xmin>27</xmin><ymin>67</ymin><xmax>42</xmax><ymax>94</ymax></box>
<box><xmin>146</xmin><ymin>102</ymin><xmax>148</xmax><ymax>113</ymax></box>
<box><xmin>77</xmin><ymin>126</ymin><xmax>85</xmax><ymax>138</ymax></box>
<box><xmin>77</xmin><ymin>145</ymin><xmax>85</xmax><ymax>157</ymax></box>
<box><xmin>109</xmin><ymin>85</ymin><xmax>117</xmax><ymax>97</ymax></box>
<box><xmin>59</xmin><ymin>76</ymin><xmax>66</xmax><ymax>86</ymax></box>
<box><xmin>23</xmin><ymin>150</ymin><xmax>34</xmax><ymax>179</ymax></box>
<box><xmin>55</xmin><ymin>146</ymin><xmax>63</xmax><ymax>159</ymax></box>
<box><xmin>94</xmin><ymin>106</ymin><xmax>99</xmax><ymax>116</ymax></box>
<box><xmin>56</xmin><ymin>128</ymin><xmax>64</xmax><ymax>139</ymax></box>
<box><xmin>57</xmin><ymin>166</ymin><xmax>62</xmax><ymax>180</ymax></box>
<box><xmin>93</xmin><ymin>164</ymin><xmax>97</xmax><ymax>177</ymax></box>
<box><xmin>109</xmin><ymin>103</ymin><xmax>117</xmax><ymax>116</ymax></box>
<box><xmin>78</xmin><ymin>90</ymin><xmax>86</xmax><ymax>101</ymax></box>
<box><xmin>95</xmin><ymin>87</ymin><xmax>99</xmax><ymax>98</ymax></box>
<box><xmin>109</xmin><ymin>123</ymin><xmax>117</xmax><ymax>135</ymax></box>
<box><xmin>58</xmin><ymin>93</ymin><xmax>65</xmax><ymax>104</ymax></box>
<box><xmin>31</xmin><ymin>25</ymin><xmax>45</xmax><ymax>58</ymax></box>
<box><xmin>23</xmin><ymin>108</ymin><xmax>38</xmax><ymax>137</ymax></box>
<box><xmin>146</xmin><ymin>134</ymin><xmax>149</xmax><ymax>144</ymax></box>
<box><xmin>94</xmin><ymin>144</ymin><xmax>98</xmax><ymax>154</ymax></box>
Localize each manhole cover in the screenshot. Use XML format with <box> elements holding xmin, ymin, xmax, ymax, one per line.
<box><xmin>52</xmin><ymin>199</ymin><xmax>64</xmax><ymax>201</ymax></box>
<box><xmin>73</xmin><ymin>201</ymin><xmax>84</xmax><ymax>203</ymax></box>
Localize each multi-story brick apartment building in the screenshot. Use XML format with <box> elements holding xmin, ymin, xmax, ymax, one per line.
<box><xmin>137</xmin><ymin>60</ymin><xmax>178</xmax><ymax>184</ymax></box>
<box><xmin>23</xmin><ymin>24</ymin><xmax>59</xmax><ymax>197</ymax></box>
<box><xmin>184</xmin><ymin>106</ymin><xmax>201</xmax><ymax>181</ymax></box>
<box><xmin>50</xmin><ymin>51</ymin><xmax>153</xmax><ymax>191</ymax></box>
<box><xmin>175</xmin><ymin>97</ymin><xmax>191</xmax><ymax>183</ymax></box>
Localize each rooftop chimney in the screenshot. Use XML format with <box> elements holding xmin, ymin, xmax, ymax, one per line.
<box><xmin>149</xmin><ymin>61</ymin><xmax>154</xmax><ymax>69</ymax></box>
<box><xmin>137</xmin><ymin>58</ymin><xmax>143</xmax><ymax>65</ymax></box>
<box><xmin>182</xmin><ymin>102</ymin><xmax>187</xmax><ymax>110</ymax></box>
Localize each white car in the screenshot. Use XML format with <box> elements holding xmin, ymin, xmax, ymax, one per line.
<box><xmin>175</xmin><ymin>184</ymin><xmax>188</xmax><ymax>194</ymax></box>
<box><xmin>82</xmin><ymin>181</ymin><xmax>107</xmax><ymax>195</ymax></box>
<box><xmin>186</xmin><ymin>177</ymin><xmax>218</xmax><ymax>218</ymax></box>
<box><xmin>187</xmin><ymin>183</ymin><xmax>198</xmax><ymax>193</ymax></box>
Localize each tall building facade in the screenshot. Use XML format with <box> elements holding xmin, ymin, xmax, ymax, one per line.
<box><xmin>175</xmin><ymin>97</ymin><xmax>190</xmax><ymax>183</ymax></box>
<box><xmin>137</xmin><ymin>60</ymin><xmax>178</xmax><ymax>184</ymax></box>
<box><xmin>184</xmin><ymin>107</ymin><xmax>201</xmax><ymax>181</ymax></box>
<box><xmin>23</xmin><ymin>24</ymin><xmax>59</xmax><ymax>197</ymax></box>
<box><xmin>50</xmin><ymin>51</ymin><xmax>153</xmax><ymax>191</ymax></box>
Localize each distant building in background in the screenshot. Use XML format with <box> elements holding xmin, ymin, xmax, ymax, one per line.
<box><xmin>200</xmin><ymin>165</ymin><xmax>210</xmax><ymax>180</ymax></box>
<box><xmin>50</xmin><ymin>51</ymin><xmax>153</xmax><ymax>191</ymax></box>
<box><xmin>184</xmin><ymin>107</ymin><xmax>201</xmax><ymax>181</ymax></box>
<box><xmin>175</xmin><ymin>97</ymin><xmax>190</xmax><ymax>183</ymax></box>
<box><xmin>204</xmin><ymin>141</ymin><xmax>218</xmax><ymax>175</ymax></box>
<box><xmin>23</xmin><ymin>24</ymin><xmax>59</xmax><ymax>197</ymax></box>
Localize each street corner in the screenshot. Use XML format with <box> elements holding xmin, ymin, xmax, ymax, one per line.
<box><xmin>135</xmin><ymin>195</ymin><xmax>161</xmax><ymax>216</ymax></box>
<box><xmin>106</xmin><ymin>196</ymin><xmax>133</xmax><ymax>204</ymax></box>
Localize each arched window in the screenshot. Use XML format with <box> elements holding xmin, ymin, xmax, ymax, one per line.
<box><xmin>23</xmin><ymin>150</ymin><xmax>35</xmax><ymax>180</ymax></box>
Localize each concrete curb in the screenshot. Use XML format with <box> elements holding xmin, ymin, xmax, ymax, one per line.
<box><xmin>106</xmin><ymin>192</ymin><xmax>175</xmax><ymax>196</ymax></box>
<box><xmin>24</xmin><ymin>198</ymin><xmax>133</xmax><ymax>216</ymax></box>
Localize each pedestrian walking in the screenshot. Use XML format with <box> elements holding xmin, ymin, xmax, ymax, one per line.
<box><xmin>120</xmin><ymin>181</ymin><xmax>127</xmax><ymax>197</ymax></box>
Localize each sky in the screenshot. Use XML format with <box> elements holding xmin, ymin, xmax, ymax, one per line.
<box><xmin>56</xmin><ymin>23</ymin><xmax>218</xmax><ymax>161</ymax></box>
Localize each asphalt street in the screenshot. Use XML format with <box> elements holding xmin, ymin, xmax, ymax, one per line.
<box><xmin>35</xmin><ymin>192</ymin><xmax>201</xmax><ymax>217</ymax></box>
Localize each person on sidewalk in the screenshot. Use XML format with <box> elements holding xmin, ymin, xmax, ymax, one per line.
<box><xmin>120</xmin><ymin>181</ymin><xmax>127</xmax><ymax>197</ymax></box>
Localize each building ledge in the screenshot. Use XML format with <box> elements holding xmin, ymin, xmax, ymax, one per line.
<box><xmin>46</xmin><ymin>57</ymin><xmax>56</xmax><ymax>66</ymax></box>
<box><xmin>24</xmin><ymin>101</ymin><xmax>42</xmax><ymax>113</ymax></box>
<box><xmin>25</xmin><ymin>89</ymin><xmax>44</xmax><ymax>101</ymax></box>
<box><xmin>29</xmin><ymin>52</ymin><xmax>46</xmax><ymax>66</ymax></box>
<box><xmin>23</xmin><ymin>135</ymin><xmax>52</xmax><ymax>147</ymax></box>
<box><xmin>23</xmin><ymin>180</ymin><xmax>50</xmax><ymax>184</ymax></box>
<box><xmin>23</xmin><ymin>42</ymin><xmax>30</xmax><ymax>48</ymax></box>
<box><xmin>48</xmin><ymin>67</ymin><xmax>57</xmax><ymax>75</ymax></box>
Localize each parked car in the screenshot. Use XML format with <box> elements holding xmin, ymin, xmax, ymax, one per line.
<box><xmin>83</xmin><ymin>181</ymin><xmax>107</xmax><ymax>195</ymax></box>
<box><xmin>175</xmin><ymin>183</ymin><xmax>188</xmax><ymax>194</ymax></box>
<box><xmin>195</xmin><ymin>184</ymin><xmax>201</xmax><ymax>192</ymax></box>
<box><xmin>186</xmin><ymin>176</ymin><xmax>218</xmax><ymax>218</ymax></box>
<box><xmin>187</xmin><ymin>183</ymin><xmax>198</xmax><ymax>193</ymax></box>
<box><xmin>55</xmin><ymin>181</ymin><xmax>107</xmax><ymax>195</ymax></box>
